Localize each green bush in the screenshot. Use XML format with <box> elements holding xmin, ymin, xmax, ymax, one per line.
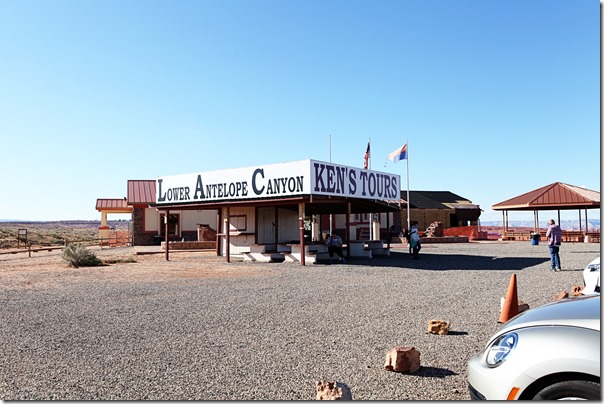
<box><xmin>62</xmin><ymin>243</ymin><xmax>102</xmax><ymax>268</ymax></box>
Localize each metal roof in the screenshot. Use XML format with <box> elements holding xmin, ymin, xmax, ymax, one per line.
<box><xmin>403</xmin><ymin>191</ymin><xmax>475</xmax><ymax>210</ymax></box>
<box><xmin>127</xmin><ymin>180</ymin><xmax>156</xmax><ymax>205</ymax></box>
<box><xmin>95</xmin><ymin>198</ymin><xmax>130</xmax><ymax>211</ymax></box>
<box><xmin>492</xmin><ymin>182</ymin><xmax>600</xmax><ymax>211</ymax></box>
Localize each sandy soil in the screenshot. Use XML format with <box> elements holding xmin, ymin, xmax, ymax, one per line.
<box><xmin>0</xmin><ymin>246</ymin><xmax>276</xmax><ymax>293</ymax></box>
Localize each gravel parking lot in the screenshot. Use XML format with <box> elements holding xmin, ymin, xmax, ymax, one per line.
<box><xmin>0</xmin><ymin>240</ymin><xmax>599</xmax><ymax>400</ymax></box>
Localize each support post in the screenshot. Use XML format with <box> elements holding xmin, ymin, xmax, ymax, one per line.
<box><xmin>216</xmin><ymin>211</ymin><xmax>221</xmax><ymax>256</ymax></box>
<box><xmin>299</xmin><ymin>203</ymin><xmax>305</xmax><ymax>266</ymax></box>
<box><xmin>226</xmin><ymin>207</ymin><xmax>230</xmax><ymax>263</ymax></box>
<box><xmin>164</xmin><ymin>209</ymin><xmax>170</xmax><ymax>261</ymax></box>
<box><xmin>346</xmin><ymin>202</ymin><xmax>351</xmax><ymax>258</ymax></box>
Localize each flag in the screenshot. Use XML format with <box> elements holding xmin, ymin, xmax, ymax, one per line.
<box><xmin>388</xmin><ymin>143</ymin><xmax>408</xmax><ymax>162</ymax></box>
<box><xmin>363</xmin><ymin>142</ymin><xmax>370</xmax><ymax>169</ymax></box>
<box><xmin>388</xmin><ymin>143</ymin><xmax>407</xmax><ymax>162</ymax></box>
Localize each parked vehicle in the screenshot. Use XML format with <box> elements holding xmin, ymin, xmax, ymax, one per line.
<box><xmin>467</xmin><ymin>295</ymin><xmax>600</xmax><ymax>400</ymax></box>
<box><xmin>583</xmin><ymin>256</ymin><xmax>600</xmax><ymax>295</ymax></box>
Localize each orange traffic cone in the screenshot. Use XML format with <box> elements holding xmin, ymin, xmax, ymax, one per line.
<box><xmin>498</xmin><ymin>274</ymin><xmax>519</xmax><ymax>323</ymax></box>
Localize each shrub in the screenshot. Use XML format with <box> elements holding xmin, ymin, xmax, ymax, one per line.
<box><xmin>62</xmin><ymin>243</ymin><xmax>102</xmax><ymax>268</ymax></box>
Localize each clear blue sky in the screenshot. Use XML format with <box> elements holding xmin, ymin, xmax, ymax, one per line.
<box><xmin>1</xmin><ymin>0</ymin><xmax>600</xmax><ymax>223</ymax></box>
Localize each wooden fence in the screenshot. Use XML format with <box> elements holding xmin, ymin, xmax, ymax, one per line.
<box><xmin>0</xmin><ymin>233</ymin><xmax>133</xmax><ymax>257</ymax></box>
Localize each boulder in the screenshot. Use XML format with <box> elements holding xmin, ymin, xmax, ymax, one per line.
<box><xmin>427</xmin><ymin>320</ymin><xmax>450</xmax><ymax>335</ymax></box>
<box><xmin>570</xmin><ymin>285</ymin><xmax>585</xmax><ymax>296</ymax></box>
<box><xmin>383</xmin><ymin>346</ymin><xmax>420</xmax><ymax>373</ymax></box>
<box><xmin>315</xmin><ymin>381</ymin><xmax>347</xmax><ymax>400</ymax></box>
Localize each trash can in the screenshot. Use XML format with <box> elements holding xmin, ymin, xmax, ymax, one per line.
<box><xmin>530</xmin><ymin>233</ymin><xmax>540</xmax><ymax>245</ymax></box>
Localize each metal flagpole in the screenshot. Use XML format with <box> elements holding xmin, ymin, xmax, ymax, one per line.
<box><xmin>368</xmin><ymin>138</ymin><xmax>373</xmax><ymax>240</ymax></box>
<box><xmin>406</xmin><ymin>139</ymin><xmax>411</xmax><ymax>232</ymax></box>
<box><xmin>329</xmin><ymin>134</ymin><xmax>332</xmax><ymax>236</ymax></box>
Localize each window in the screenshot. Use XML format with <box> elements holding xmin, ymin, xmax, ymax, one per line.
<box><xmin>354</xmin><ymin>213</ymin><xmax>370</xmax><ymax>223</ymax></box>
<box><xmin>229</xmin><ymin>215</ymin><xmax>247</xmax><ymax>232</ymax></box>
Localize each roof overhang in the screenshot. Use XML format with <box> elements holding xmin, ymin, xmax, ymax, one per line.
<box><xmin>150</xmin><ymin>195</ymin><xmax>402</xmax><ymax>215</ymax></box>
<box><xmin>493</xmin><ymin>202</ymin><xmax>600</xmax><ymax>211</ymax></box>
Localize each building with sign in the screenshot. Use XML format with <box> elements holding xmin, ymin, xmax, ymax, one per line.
<box><xmin>97</xmin><ymin>159</ymin><xmax>403</xmax><ymax>265</ymax></box>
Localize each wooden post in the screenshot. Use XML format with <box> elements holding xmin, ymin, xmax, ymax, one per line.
<box><xmin>346</xmin><ymin>202</ymin><xmax>351</xmax><ymax>258</ymax></box>
<box><xmin>299</xmin><ymin>203</ymin><xmax>305</xmax><ymax>266</ymax></box>
<box><xmin>226</xmin><ymin>207</ymin><xmax>230</xmax><ymax>263</ymax></box>
<box><xmin>215</xmin><ymin>211</ymin><xmax>221</xmax><ymax>256</ymax></box>
<box><xmin>165</xmin><ymin>209</ymin><xmax>170</xmax><ymax>261</ymax></box>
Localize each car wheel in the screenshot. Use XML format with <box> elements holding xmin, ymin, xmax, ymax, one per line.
<box><xmin>532</xmin><ymin>380</ymin><xmax>600</xmax><ymax>400</ymax></box>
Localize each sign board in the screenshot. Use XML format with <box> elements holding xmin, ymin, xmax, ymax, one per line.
<box><xmin>156</xmin><ymin>159</ymin><xmax>400</xmax><ymax>205</ymax></box>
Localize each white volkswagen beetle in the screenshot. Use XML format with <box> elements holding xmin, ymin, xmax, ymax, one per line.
<box><xmin>467</xmin><ymin>295</ymin><xmax>600</xmax><ymax>400</ymax></box>
<box><xmin>583</xmin><ymin>256</ymin><xmax>600</xmax><ymax>295</ymax></box>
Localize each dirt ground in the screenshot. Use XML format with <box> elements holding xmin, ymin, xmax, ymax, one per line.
<box><xmin>0</xmin><ymin>246</ymin><xmax>276</xmax><ymax>293</ymax></box>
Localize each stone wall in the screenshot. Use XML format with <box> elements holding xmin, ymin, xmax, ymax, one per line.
<box><xmin>132</xmin><ymin>207</ymin><xmax>158</xmax><ymax>246</ymax></box>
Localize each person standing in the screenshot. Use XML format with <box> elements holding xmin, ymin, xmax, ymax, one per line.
<box><xmin>409</xmin><ymin>221</ymin><xmax>422</xmax><ymax>259</ymax></box>
<box><xmin>546</xmin><ymin>219</ymin><xmax>562</xmax><ymax>271</ymax></box>
<box><xmin>325</xmin><ymin>233</ymin><xmax>346</xmax><ymax>263</ymax></box>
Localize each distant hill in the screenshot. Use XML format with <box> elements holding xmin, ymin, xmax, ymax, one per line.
<box><xmin>0</xmin><ymin>220</ymin><xmax>130</xmax><ymax>229</ymax></box>
<box><xmin>481</xmin><ymin>220</ymin><xmax>600</xmax><ymax>231</ymax></box>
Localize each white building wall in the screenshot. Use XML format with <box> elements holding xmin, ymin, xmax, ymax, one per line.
<box><xmin>223</xmin><ymin>206</ymin><xmax>256</xmax><ymax>255</ymax></box>
<box><xmin>180</xmin><ymin>210</ymin><xmax>218</xmax><ymax>231</ymax></box>
<box><xmin>144</xmin><ymin>208</ymin><xmax>219</xmax><ymax>233</ymax></box>
<box><xmin>145</xmin><ymin>208</ymin><xmax>159</xmax><ymax>232</ymax></box>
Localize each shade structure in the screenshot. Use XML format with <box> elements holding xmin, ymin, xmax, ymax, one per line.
<box><xmin>492</xmin><ymin>182</ymin><xmax>600</xmax><ymax>235</ymax></box>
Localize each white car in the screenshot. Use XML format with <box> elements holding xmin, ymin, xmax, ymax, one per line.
<box><xmin>467</xmin><ymin>295</ymin><xmax>600</xmax><ymax>400</ymax></box>
<box><xmin>583</xmin><ymin>256</ymin><xmax>600</xmax><ymax>295</ymax></box>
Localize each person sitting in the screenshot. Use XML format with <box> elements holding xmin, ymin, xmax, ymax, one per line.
<box><xmin>325</xmin><ymin>233</ymin><xmax>346</xmax><ymax>263</ymax></box>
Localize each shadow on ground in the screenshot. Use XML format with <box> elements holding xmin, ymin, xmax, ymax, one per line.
<box><xmin>343</xmin><ymin>251</ymin><xmax>550</xmax><ymax>271</ymax></box>
<box><xmin>414</xmin><ymin>366</ymin><xmax>458</xmax><ymax>378</ymax></box>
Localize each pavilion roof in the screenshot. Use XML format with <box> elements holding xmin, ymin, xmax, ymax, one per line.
<box><xmin>492</xmin><ymin>182</ymin><xmax>600</xmax><ymax>211</ymax></box>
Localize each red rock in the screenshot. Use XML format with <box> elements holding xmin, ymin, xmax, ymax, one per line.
<box><xmin>571</xmin><ymin>285</ymin><xmax>584</xmax><ymax>296</ymax></box>
<box><xmin>383</xmin><ymin>346</ymin><xmax>420</xmax><ymax>373</ymax></box>
<box><xmin>315</xmin><ymin>381</ymin><xmax>343</xmax><ymax>400</ymax></box>
<box><xmin>427</xmin><ymin>320</ymin><xmax>450</xmax><ymax>335</ymax></box>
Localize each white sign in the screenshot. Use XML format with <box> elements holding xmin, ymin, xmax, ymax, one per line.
<box><xmin>156</xmin><ymin>159</ymin><xmax>400</xmax><ymax>205</ymax></box>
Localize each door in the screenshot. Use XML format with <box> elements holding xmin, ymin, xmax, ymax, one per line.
<box><xmin>257</xmin><ymin>207</ymin><xmax>275</xmax><ymax>244</ymax></box>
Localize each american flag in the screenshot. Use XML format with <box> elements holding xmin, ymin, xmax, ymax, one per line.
<box><xmin>364</xmin><ymin>142</ymin><xmax>370</xmax><ymax>169</ymax></box>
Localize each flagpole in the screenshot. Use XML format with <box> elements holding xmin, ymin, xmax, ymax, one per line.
<box><xmin>406</xmin><ymin>139</ymin><xmax>410</xmax><ymax>232</ymax></box>
<box><xmin>368</xmin><ymin>138</ymin><xmax>374</xmax><ymax>240</ymax></box>
<box><xmin>329</xmin><ymin>134</ymin><xmax>332</xmax><ymax>236</ymax></box>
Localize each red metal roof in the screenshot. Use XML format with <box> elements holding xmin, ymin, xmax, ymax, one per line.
<box><xmin>96</xmin><ymin>198</ymin><xmax>130</xmax><ymax>210</ymax></box>
<box><xmin>492</xmin><ymin>182</ymin><xmax>600</xmax><ymax>211</ymax></box>
<box><xmin>127</xmin><ymin>180</ymin><xmax>156</xmax><ymax>205</ymax></box>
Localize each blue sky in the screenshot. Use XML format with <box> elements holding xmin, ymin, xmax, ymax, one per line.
<box><xmin>1</xmin><ymin>0</ymin><xmax>600</xmax><ymax>223</ymax></box>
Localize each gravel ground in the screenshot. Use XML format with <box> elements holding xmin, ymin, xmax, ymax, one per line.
<box><xmin>0</xmin><ymin>241</ymin><xmax>600</xmax><ymax>400</ymax></box>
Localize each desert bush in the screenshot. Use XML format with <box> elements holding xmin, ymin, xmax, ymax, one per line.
<box><xmin>62</xmin><ymin>243</ymin><xmax>102</xmax><ymax>268</ymax></box>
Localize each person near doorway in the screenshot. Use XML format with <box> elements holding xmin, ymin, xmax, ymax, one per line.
<box><xmin>409</xmin><ymin>221</ymin><xmax>422</xmax><ymax>259</ymax></box>
<box><xmin>546</xmin><ymin>219</ymin><xmax>562</xmax><ymax>271</ymax></box>
<box><xmin>325</xmin><ymin>233</ymin><xmax>346</xmax><ymax>263</ymax></box>
<box><xmin>388</xmin><ymin>225</ymin><xmax>399</xmax><ymax>244</ymax></box>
